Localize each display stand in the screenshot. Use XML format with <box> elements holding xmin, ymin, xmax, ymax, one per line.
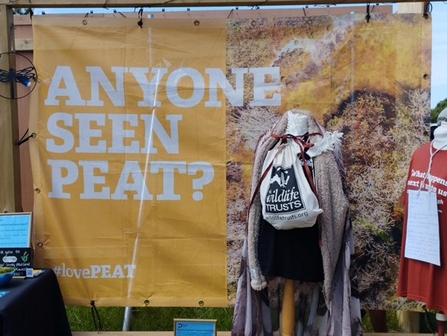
<box><xmin>281</xmin><ymin>279</ymin><xmax>295</xmax><ymax>336</ymax></box>
<box><xmin>436</xmin><ymin>312</ymin><xmax>447</xmax><ymax>336</ymax></box>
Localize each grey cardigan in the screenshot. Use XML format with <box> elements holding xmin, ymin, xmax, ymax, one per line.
<box><xmin>247</xmin><ymin>109</ymin><xmax>349</xmax><ymax>303</ymax></box>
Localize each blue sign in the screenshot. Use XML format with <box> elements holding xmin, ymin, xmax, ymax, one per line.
<box><xmin>174</xmin><ymin>319</ymin><xmax>216</xmax><ymax>336</ymax></box>
<box><xmin>0</xmin><ymin>213</ymin><xmax>32</xmax><ymax>248</ymax></box>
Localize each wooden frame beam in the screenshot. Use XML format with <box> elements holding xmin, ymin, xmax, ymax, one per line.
<box><xmin>0</xmin><ymin>0</ymin><xmax>441</xmax><ymax>7</ymax></box>
<box><xmin>0</xmin><ymin>5</ymin><xmax>22</xmax><ymax>212</ymax></box>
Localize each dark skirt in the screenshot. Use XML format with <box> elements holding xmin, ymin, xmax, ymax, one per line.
<box><xmin>258</xmin><ymin>217</ymin><xmax>324</xmax><ymax>282</ymax></box>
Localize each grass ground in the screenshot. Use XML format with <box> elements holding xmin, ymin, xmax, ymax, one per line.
<box><xmin>67</xmin><ymin>306</ymin><xmax>235</xmax><ymax>332</ymax></box>
<box><xmin>67</xmin><ymin>306</ymin><xmax>438</xmax><ymax>332</ymax></box>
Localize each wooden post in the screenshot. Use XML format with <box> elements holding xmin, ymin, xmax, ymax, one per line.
<box><xmin>281</xmin><ymin>279</ymin><xmax>295</xmax><ymax>336</ymax></box>
<box><xmin>0</xmin><ymin>5</ymin><xmax>22</xmax><ymax>212</ymax></box>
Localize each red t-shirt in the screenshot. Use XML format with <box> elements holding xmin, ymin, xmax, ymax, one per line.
<box><xmin>397</xmin><ymin>142</ymin><xmax>447</xmax><ymax>313</ymax></box>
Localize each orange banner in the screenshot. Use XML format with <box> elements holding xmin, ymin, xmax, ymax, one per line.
<box><xmin>31</xmin><ymin>16</ymin><xmax>228</xmax><ymax>306</ymax></box>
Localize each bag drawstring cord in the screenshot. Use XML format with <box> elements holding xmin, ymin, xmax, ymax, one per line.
<box><xmin>248</xmin><ymin>132</ymin><xmax>320</xmax><ymax>210</ymax></box>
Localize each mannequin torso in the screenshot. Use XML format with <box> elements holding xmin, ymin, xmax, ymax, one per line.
<box><xmin>397</xmin><ymin>122</ymin><xmax>447</xmax><ymax>313</ymax></box>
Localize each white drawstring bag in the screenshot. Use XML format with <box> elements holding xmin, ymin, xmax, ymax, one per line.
<box><xmin>259</xmin><ymin>137</ymin><xmax>323</xmax><ymax>230</ymax></box>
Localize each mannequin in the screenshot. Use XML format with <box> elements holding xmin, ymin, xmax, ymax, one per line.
<box><xmin>432</xmin><ymin>120</ymin><xmax>447</xmax><ymax>334</ymax></box>
<box><xmin>254</xmin><ymin>110</ymin><xmax>339</xmax><ymax>334</ymax></box>
<box><xmin>232</xmin><ymin>109</ymin><xmax>357</xmax><ymax>336</ymax></box>
<box><xmin>397</xmin><ymin>119</ymin><xmax>447</xmax><ymax>330</ymax></box>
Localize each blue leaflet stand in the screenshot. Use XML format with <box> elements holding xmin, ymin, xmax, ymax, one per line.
<box><xmin>0</xmin><ymin>213</ymin><xmax>34</xmax><ymax>276</ymax></box>
<box><xmin>174</xmin><ymin>319</ymin><xmax>217</xmax><ymax>336</ymax></box>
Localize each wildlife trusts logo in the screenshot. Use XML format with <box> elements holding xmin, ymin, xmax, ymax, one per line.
<box><xmin>264</xmin><ymin>165</ymin><xmax>304</xmax><ymax>214</ymax></box>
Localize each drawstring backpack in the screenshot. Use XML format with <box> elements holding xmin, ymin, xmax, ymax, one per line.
<box><xmin>257</xmin><ymin>133</ymin><xmax>323</xmax><ymax>230</ymax></box>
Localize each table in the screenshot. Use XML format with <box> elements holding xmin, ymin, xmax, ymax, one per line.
<box><xmin>0</xmin><ymin>268</ymin><xmax>72</xmax><ymax>336</ymax></box>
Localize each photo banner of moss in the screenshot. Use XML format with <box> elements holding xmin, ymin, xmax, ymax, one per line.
<box><xmin>225</xmin><ymin>13</ymin><xmax>431</xmax><ymax>311</ymax></box>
